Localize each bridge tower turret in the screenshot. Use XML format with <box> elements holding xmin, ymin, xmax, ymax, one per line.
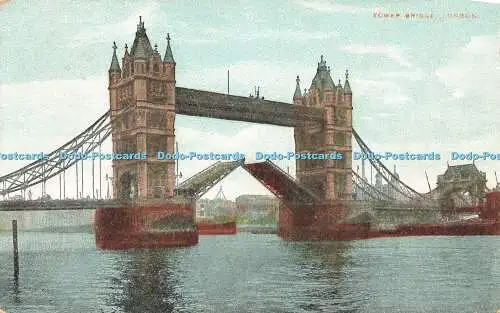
<box><xmin>293</xmin><ymin>56</ymin><xmax>353</xmax><ymax>201</ymax></box>
<box><xmin>342</xmin><ymin>70</ymin><xmax>353</xmax><ymax>197</ymax></box>
<box><xmin>293</xmin><ymin>75</ymin><xmax>303</xmax><ymax>105</ymax></box>
<box><xmin>109</xmin><ymin>42</ymin><xmax>121</xmax><ymax>86</ymax></box>
<box><xmin>108</xmin><ymin>17</ymin><xmax>177</xmax><ymax>204</ymax></box>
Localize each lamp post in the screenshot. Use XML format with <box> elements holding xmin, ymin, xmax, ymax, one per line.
<box><xmin>175</xmin><ymin>141</ymin><xmax>183</xmax><ymax>187</ymax></box>
<box><xmin>105</xmin><ymin>174</ymin><xmax>113</xmax><ymax>199</ymax></box>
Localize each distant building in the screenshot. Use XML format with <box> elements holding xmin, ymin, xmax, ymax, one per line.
<box><xmin>437</xmin><ymin>163</ymin><xmax>487</xmax><ymax>204</ymax></box>
<box><xmin>195</xmin><ymin>186</ymin><xmax>235</xmax><ymax>218</ymax></box>
<box><xmin>235</xmin><ymin>195</ymin><xmax>279</xmax><ymax>220</ymax></box>
<box><xmin>196</xmin><ymin>198</ymin><xmax>235</xmax><ymax>218</ymax></box>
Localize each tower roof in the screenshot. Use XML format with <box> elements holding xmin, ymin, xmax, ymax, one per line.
<box><xmin>310</xmin><ymin>55</ymin><xmax>335</xmax><ymax>91</ymax></box>
<box><xmin>109</xmin><ymin>41</ymin><xmax>121</xmax><ymax>73</ymax></box>
<box><xmin>442</xmin><ymin>164</ymin><xmax>484</xmax><ymax>180</ymax></box>
<box><xmin>293</xmin><ymin>75</ymin><xmax>302</xmax><ymax>99</ymax></box>
<box><xmin>164</xmin><ymin>33</ymin><xmax>175</xmax><ymax>62</ymax></box>
<box><xmin>130</xmin><ymin>16</ymin><xmax>153</xmax><ymax>59</ymax></box>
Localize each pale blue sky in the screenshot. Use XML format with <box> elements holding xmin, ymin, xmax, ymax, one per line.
<box><xmin>1</xmin><ymin>0</ymin><xmax>499</xmax><ymax>200</ymax></box>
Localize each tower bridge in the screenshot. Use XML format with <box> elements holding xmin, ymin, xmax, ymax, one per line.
<box><xmin>436</xmin><ymin>163</ymin><xmax>488</xmax><ymax>204</ymax></box>
<box><xmin>0</xmin><ymin>18</ymin><xmax>493</xmax><ymax>247</ymax></box>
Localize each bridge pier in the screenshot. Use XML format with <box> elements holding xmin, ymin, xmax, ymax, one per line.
<box><xmin>278</xmin><ymin>201</ymin><xmax>373</xmax><ymax>240</ymax></box>
<box><xmin>94</xmin><ymin>199</ymin><xmax>198</xmax><ymax>250</ymax></box>
<box><xmin>484</xmin><ymin>193</ymin><xmax>500</xmax><ymax>235</ymax></box>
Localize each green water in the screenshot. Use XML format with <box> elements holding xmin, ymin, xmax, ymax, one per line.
<box><xmin>0</xmin><ymin>233</ymin><xmax>499</xmax><ymax>313</ymax></box>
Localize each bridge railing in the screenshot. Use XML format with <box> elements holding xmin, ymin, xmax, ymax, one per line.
<box><xmin>175</xmin><ymin>159</ymin><xmax>244</xmax><ymax>199</ymax></box>
<box><xmin>0</xmin><ymin>199</ymin><xmax>121</xmax><ymax>211</ymax></box>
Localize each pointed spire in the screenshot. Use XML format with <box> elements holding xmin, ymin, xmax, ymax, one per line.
<box><xmin>311</xmin><ymin>54</ymin><xmax>335</xmax><ymax>91</ymax></box>
<box><xmin>109</xmin><ymin>41</ymin><xmax>121</xmax><ymax>73</ymax></box>
<box><xmin>124</xmin><ymin>43</ymin><xmax>129</xmax><ymax>56</ymax></box>
<box><xmin>294</xmin><ymin>75</ymin><xmax>302</xmax><ymax>98</ymax></box>
<box><xmin>164</xmin><ymin>33</ymin><xmax>175</xmax><ymax>63</ymax></box>
<box><xmin>130</xmin><ymin>16</ymin><xmax>153</xmax><ymax>58</ymax></box>
<box><xmin>137</xmin><ymin>16</ymin><xmax>144</xmax><ymax>32</ymax></box>
<box><xmin>344</xmin><ymin>69</ymin><xmax>352</xmax><ymax>94</ymax></box>
<box><xmin>318</xmin><ymin>54</ymin><xmax>327</xmax><ymax>70</ymax></box>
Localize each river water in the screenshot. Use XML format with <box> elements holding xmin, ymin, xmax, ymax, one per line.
<box><xmin>0</xmin><ymin>232</ymin><xmax>499</xmax><ymax>313</ymax></box>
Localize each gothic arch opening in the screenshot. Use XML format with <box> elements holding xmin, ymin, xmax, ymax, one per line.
<box><xmin>440</xmin><ymin>184</ymin><xmax>476</xmax><ymax>200</ymax></box>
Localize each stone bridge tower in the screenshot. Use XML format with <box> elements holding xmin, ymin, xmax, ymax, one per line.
<box><xmin>108</xmin><ymin>17</ymin><xmax>176</xmax><ymax>203</ymax></box>
<box><xmin>293</xmin><ymin>56</ymin><xmax>353</xmax><ymax>201</ymax></box>
<box><xmin>436</xmin><ymin>163</ymin><xmax>487</xmax><ymax>205</ymax></box>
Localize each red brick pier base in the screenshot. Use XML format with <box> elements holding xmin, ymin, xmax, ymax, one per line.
<box><xmin>278</xmin><ymin>201</ymin><xmax>371</xmax><ymax>241</ymax></box>
<box><xmin>278</xmin><ymin>195</ymin><xmax>500</xmax><ymax>241</ymax></box>
<box><xmin>94</xmin><ymin>202</ymin><xmax>198</xmax><ymax>250</ymax></box>
<box><xmin>483</xmin><ymin>192</ymin><xmax>500</xmax><ymax>235</ymax></box>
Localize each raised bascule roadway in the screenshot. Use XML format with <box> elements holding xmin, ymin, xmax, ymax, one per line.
<box><xmin>0</xmin><ymin>18</ymin><xmax>496</xmax><ymax>247</ymax></box>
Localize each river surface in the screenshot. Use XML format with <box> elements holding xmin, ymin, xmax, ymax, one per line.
<box><xmin>0</xmin><ymin>232</ymin><xmax>499</xmax><ymax>313</ymax></box>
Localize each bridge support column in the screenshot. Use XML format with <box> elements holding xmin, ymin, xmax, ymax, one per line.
<box><xmin>94</xmin><ymin>199</ymin><xmax>198</xmax><ymax>250</ymax></box>
<box><xmin>278</xmin><ymin>201</ymin><xmax>371</xmax><ymax>240</ymax></box>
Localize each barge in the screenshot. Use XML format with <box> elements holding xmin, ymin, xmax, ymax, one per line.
<box><xmin>197</xmin><ymin>221</ymin><xmax>237</xmax><ymax>235</ymax></box>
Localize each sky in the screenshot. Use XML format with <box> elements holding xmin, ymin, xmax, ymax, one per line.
<box><xmin>0</xmin><ymin>0</ymin><xmax>499</xmax><ymax>200</ymax></box>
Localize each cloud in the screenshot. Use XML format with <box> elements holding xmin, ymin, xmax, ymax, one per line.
<box><xmin>0</xmin><ymin>76</ymin><xmax>112</xmax><ymax>181</ymax></box>
<box><xmin>451</xmin><ymin>89</ymin><xmax>465</xmax><ymax>99</ymax></box>
<box><xmin>69</xmin><ymin>3</ymin><xmax>338</xmax><ymax>49</ymax></box>
<box><xmin>196</xmin><ymin>27</ymin><xmax>338</xmax><ymax>42</ymax></box>
<box><xmin>377</xmin><ymin>68</ymin><xmax>425</xmax><ymax>81</ymax></box>
<box><xmin>340</xmin><ymin>44</ymin><xmax>412</xmax><ymax>67</ymax></box>
<box><xmin>472</xmin><ymin>0</ymin><xmax>500</xmax><ymax>3</ymax></box>
<box><xmin>177</xmin><ymin>60</ymin><xmax>317</xmax><ymax>102</ymax></box>
<box><xmin>70</xmin><ymin>2</ymin><xmax>168</xmax><ymax>47</ymax></box>
<box><xmin>435</xmin><ymin>32</ymin><xmax>500</xmax><ymax>105</ymax></box>
<box><xmin>294</xmin><ymin>0</ymin><xmax>372</xmax><ymax>13</ymax></box>
<box><xmin>245</xmin><ymin>29</ymin><xmax>338</xmax><ymax>40</ymax></box>
<box><xmin>354</xmin><ymin>78</ymin><xmax>410</xmax><ymax>105</ymax></box>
